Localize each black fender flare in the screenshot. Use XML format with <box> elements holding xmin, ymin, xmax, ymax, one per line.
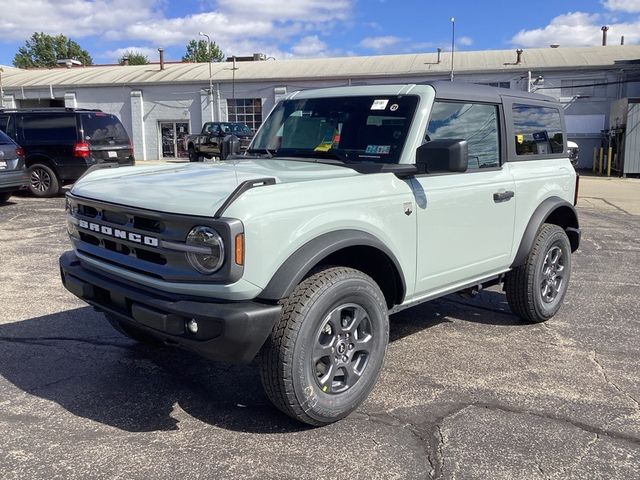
<box><xmin>511</xmin><ymin>196</ymin><xmax>580</xmax><ymax>268</ymax></box>
<box><xmin>258</xmin><ymin>229</ymin><xmax>406</xmax><ymax>302</ymax></box>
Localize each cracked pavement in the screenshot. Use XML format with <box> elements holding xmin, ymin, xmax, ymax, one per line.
<box><xmin>1</xmin><ymin>176</ymin><xmax>639</xmax><ymax>479</ymax></box>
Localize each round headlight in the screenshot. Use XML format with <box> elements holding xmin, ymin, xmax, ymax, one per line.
<box><xmin>185</xmin><ymin>226</ymin><xmax>224</xmax><ymax>274</ymax></box>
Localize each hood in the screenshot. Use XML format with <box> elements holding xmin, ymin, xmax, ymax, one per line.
<box><xmin>71</xmin><ymin>159</ymin><xmax>360</xmax><ymax>217</ymax></box>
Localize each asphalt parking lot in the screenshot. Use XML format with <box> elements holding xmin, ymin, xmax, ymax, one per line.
<box><xmin>1</xmin><ymin>176</ymin><xmax>639</xmax><ymax>479</ymax></box>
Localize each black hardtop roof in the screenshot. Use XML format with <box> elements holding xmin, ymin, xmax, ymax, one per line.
<box><xmin>0</xmin><ymin>108</ymin><xmax>103</xmax><ymax>114</ymax></box>
<box><xmin>426</xmin><ymin>81</ymin><xmax>556</xmax><ymax>104</ymax></box>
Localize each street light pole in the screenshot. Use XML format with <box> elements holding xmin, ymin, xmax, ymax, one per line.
<box><xmin>198</xmin><ymin>32</ymin><xmax>214</xmax><ymax>122</ymax></box>
<box><xmin>450</xmin><ymin>17</ymin><xmax>455</xmax><ymax>82</ymax></box>
<box><xmin>0</xmin><ymin>68</ymin><xmax>4</xmax><ymax>109</ymax></box>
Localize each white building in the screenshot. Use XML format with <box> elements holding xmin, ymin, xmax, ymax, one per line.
<box><xmin>1</xmin><ymin>45</ymin><xmax>639</xmax><ymax>169</ymax></box>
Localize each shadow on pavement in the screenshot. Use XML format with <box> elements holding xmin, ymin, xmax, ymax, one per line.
<box><xmin>0</xmin><ymin>291</ymin><xmax>519</xmax><ymax>434</ymax></box>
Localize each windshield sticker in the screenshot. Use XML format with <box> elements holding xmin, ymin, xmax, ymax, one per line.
<box><xmin>390</xmin><ymin>104</ymin><xmax>399</xmax><ymax>112</ymax></box>
<box><xmin>371</xmin><ymin>99</ymin><xmax>389</xmax><ymax>110</ymax></box>
<box><xmin>366</xmin><ymin>145</ymin><xmax>391</xmax><ymax>155</ymax></box>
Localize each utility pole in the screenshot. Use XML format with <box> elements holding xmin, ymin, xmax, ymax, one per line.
<box><xmin>231</xmin><ymin>56</ymin><xmax>238</xmax><ymax>102</ymax></box>
<box><xmin>0</xmin><ymin>68</ymin><xmax>4</xmax><ymax>108</ymax></box>
<box><xmin>198</xmin><ymin>32</ymin><xmax>214</xmax><ymax>122</ymax></box>
<box><xmin>450</xmin><ymin>17</ymin><xmax>455</xmax><ymax>82</ymax></box>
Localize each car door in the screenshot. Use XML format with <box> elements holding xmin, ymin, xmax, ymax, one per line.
<box><xmin>197</xmin><ymin>123</ymin><xmax>216</xmax><ymax>156</ymax></box>
<box><xmin>413</xmin><ymin>100</ymin><xmax>516</xmax><ymax>296</ymax></box>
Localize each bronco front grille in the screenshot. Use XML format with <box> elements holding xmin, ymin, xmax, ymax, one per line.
<box><xmin>66</xmin><ymin>193</ymin><xmax>244</xmax><ymax>283</ymax></box>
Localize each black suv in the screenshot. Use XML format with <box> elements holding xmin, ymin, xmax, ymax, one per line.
<box><xmin>0</xmin><ymin>108</ymin><xmax>134</xmax><ymax>197</ymax></box>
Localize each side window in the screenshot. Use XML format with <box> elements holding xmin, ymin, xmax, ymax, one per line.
<box><xmin>22</xmin><ymin>114</ymin><xmax>77</xmax><ymax>143</ymax></box>
<box><xmin>512</xmin><ymin>104</ymin><xmax>563</xmax><ymax>156</ymax></box>
<box><xmin>0</xmin><ymin>115</ymin><xmax>17</xmax><ymax>140</ymax></box>
<box><xmin>426</xmin><ymin>102</ymin><xmax>500</xmax><ymax>169</ymax></box>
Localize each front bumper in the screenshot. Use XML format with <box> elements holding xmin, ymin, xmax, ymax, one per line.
<box><xmin>0</xmin><ymin>169</ymin><xmax>29</xmax><ymax>192</ymax></box>
<box><xmin>59</xmin><ymin>251</ymin><xmax>281</xmax><ymax>363</ymax></box>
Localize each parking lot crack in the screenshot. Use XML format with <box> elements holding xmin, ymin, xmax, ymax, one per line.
<box><xmin>475</xmin><ymin>403</ymin><xmax>639</xmax><ymax>446</ymax></box>
<box><xmin>589</xmin><ymin>350</ymin><xmax>640</xmax><ymax>411</ymax></box>
<box><xmin>0</xmin><ymin>336</ymin><xmax>130</xmax><ymax>350</ymax></box>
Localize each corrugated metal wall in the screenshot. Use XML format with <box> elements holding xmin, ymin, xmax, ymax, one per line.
<box><xmin>623</xmin><ymin>102</ymin><xmax>640</xmax><ymax>175</ymax></box>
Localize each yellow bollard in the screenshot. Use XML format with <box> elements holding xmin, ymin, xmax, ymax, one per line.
<box><xmin>599</xmin><ymin>148</ymin><xmax>604</xmax><ymax>175</ymax></box>
<box><xmin>607</xmin><ymin>147</ymin><xmax>613</xmax><ymax>177</ymax></box>
<box><xmin>593</xmin><ymin>147</ymin><xmax>598</xmax><ymax>173</ymax></box>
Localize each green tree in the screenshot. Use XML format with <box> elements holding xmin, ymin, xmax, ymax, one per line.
<box><xmin>13</xmin><ymin>32</ymin><xmax>93</xmax><ymax>68</ymax></box>
<box><xmin>182</xmin><ymin>39</ymin><xmax>224</xmax><ymax>63</ymax></box>
<box><xmin>118</xmin><ymin>50</ymin><xmax>149</xmax><ymax>65</ymax></box>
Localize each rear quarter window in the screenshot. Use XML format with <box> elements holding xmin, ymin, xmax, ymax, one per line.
<box><xmin>21</xmin><ymin>114</ymin><xmax>77</xmax><ymax>143</ymax></box>
<box><xmin>81</xmin><ymin>113</ymin><xmax>130</xmax><ymax>145</ymax></box>
<box><xmin>512</xmin><ymin>104</ymin><xmax>564</xmax><ymax>156</ymax></box>
<box><xmin>0</xmin><ymin>130</ymin><xmax>13</xmax><ymax>145</ymax></box>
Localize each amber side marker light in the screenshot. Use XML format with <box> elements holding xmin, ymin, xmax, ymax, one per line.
<box><xmin>235</xmin><ymin>234</ymin><xmax>244</xmax><ymax>265</ymax></box>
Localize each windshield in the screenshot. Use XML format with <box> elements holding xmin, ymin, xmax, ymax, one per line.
<box><xmin>82</xmin><ymin>113</ymin><xmax>130</xmax><ymax>145</ymax></box>
<box><xmin>250</xmin><ymin>95</ymin><xmax>419</xmax><ymax>164</ymax></box>
<box><xmin>231</xmin><ymin>123</ymin><xmax>252</xmax><ymax>135</ymax></box>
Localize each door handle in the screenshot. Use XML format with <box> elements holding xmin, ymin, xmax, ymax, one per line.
<box><xmin>493</xmin><ymin>190</ymin><xmax>515</xmax><ymax>203</ymax></box>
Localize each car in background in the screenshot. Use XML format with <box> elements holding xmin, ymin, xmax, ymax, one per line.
<box><xmin>185</xmin><ymin>121</ymin><xmax>254</xmax><ymax>162</ymax></box>
<box><xmin>0</xmin><ymin>108</ymin><xmax>134</xmax><ymax>197</ymax></box>
<box><xmin>0</xmin><ymin>129</ymin><xmax>28</xmax><ymax>204</ymax></box>
<box><xmin>567</xmin><ymin>140</ymin><xmax>579</xmax><ymax>167</ymax></box>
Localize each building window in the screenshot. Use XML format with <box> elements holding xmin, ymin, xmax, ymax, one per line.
<box><xmin>227</xmin><ymin>98</ymin><xmax>263</xmax><ymax>131</ymax></box>
<box><xmin>560</xmin><ymin>79</ymin><xmax>607</xmax><ymax>98</ymax></box>
<box><xmin>477</xmin><ymin>81</ymin><xmax>511</xmax><ymax>89</ymax></box>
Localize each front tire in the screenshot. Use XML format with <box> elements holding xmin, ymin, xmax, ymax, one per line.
<box><xmin>505</xmin><ymin>223</ymin><xmax>572</xmax><ymax>323</ymax></box>
<box><xmin>28</xmin><ymin>163</ymin><xmax>60</xmax><ymax>197</ymax></box>
<box><xmin>259</xmin><ymin>267</ymin><xmax>389</xmax><ymax>426</ymax></box>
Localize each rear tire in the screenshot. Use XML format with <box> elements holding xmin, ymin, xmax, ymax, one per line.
<box><xmin>0</xmin><ymin>192</ymin><xmax>12</xmax><ymax>203</ymax></box>
<box><xmin>259</xmin><ymin>266</ymin><xmax>389</xmax><ymax>426</ymax></box>
<box><xmin>105</xmin><ymin>314</ymin><xmax>162</xmax><ymax>345</ymax></box>
<box><xmin>188</xmin><ymin>145</ymin><xmax>201</xmax><ymax>162</ymax></box>
<box><xmin>28</xmin><ymin>163</ymin><xmax>60</xmax><ymax>197</ymax></box>
<box><xmin>505</xmin><ymin>223</ymin><xmax>572</xmax><ymax>323</ymax></box>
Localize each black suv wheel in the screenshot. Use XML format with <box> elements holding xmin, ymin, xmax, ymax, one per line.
<box><xmin>259</xmin><ymin>266</ymin><xmax>389</xmax><ymax>426</ymax></box>
<box><xmin>505</xmin><ymin>223</ymin><xmax>572</xmax><ymax>323</ymax></box>
<box><xmin>28</xmin><ymin>163</ymin><xmax>60</xmax><ymax>197</ymax></box>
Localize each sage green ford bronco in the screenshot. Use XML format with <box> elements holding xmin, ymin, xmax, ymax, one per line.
<box><xmin>60</xmin><ymin>83</ymin><xmax>580</xmax><ymax>425</ymax></box>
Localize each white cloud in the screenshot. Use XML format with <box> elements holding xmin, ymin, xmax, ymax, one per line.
<box><xmin>359</xmin><ymin>35</ymin><xmax>402</xmax><ymax>51</ymax></box>
<box><xmin>0</xmin><ymin>0</ymin><xmax>158</xmax><ymax>41</ymax></box>
<box><xmin>216</xmin><ymin>0</ymin><xmax>351</xmax><ymax>22</ymax></box>
<box><xmin>458</xmin><ymin>36</ymin><xmax>473</xmax><ymax>46</ymax></box>
<box><xmin>290</xmin><ymin>35</ymin><xmax>328</xmax><ymax>57</ymax></box>
<box><xmin>602</xmin><ymin>0</ymin><xmax>640</xmax><ymax>13</ymax></box>
<box><xmin>0</xmin><ymin>0</ymin><xmax>354</xmax><ymax>59</ymax></box>
<box><xmin>511</xmin><ymin>11</ymin><xmax>640</xmax><ymax>47</ymax></box>
<box><xmin>103</xmin><ymin>46</ymin><xmax>159</xmax><ymax>62</ymax></box>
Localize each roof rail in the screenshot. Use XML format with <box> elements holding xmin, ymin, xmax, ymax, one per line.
<box><xmin>0</xmin><ymin>107</ymin><xmax>103</xmax><ymax>113</ymax></box>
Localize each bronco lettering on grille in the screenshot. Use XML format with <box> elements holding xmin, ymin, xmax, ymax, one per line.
<box><xmin>78</xmin><ymin>219</ymin><xmax>159</xmax><ymax>247</ymax></box>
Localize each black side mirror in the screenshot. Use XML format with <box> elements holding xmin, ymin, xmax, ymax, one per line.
<box><xmin>221</xmin><ymin>134</ymin><xmax>240</xmax><ymax>159</ymax></box>
<box><xmin>416</xmin><ymin>139</ymin><xmax>468</xmax><ymax>174</ymax></box>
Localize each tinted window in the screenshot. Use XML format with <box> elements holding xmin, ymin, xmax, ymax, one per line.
<box><xmin>81</xmin><ymin>113</ymin><xmax>129</xmax><ymax>145</ymax></box>
<box><xmin>513</xmin><ymin>104</ymin><xmax>563</xmax><ymax>156</ymax></box>
<box><xmin>22</xmin><ymin>114</ymin><xmax>77</xmax><ymax>143</ymax></box>
<box><xmin>0</xmin><ymin>115</ymin><xmax>8</xmax><ymax>133</ymax></box>
<box><xmin>0</xmin><ymin>129</ymin><xmax>13</xmax><ymax>145</ymax></box>
<box><xmin>426</xmin><ymin>102</ymin><xmax>500</xmax><ymax>169</ymax></box>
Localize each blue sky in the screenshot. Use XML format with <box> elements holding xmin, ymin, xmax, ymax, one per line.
<box><xmin>0</xmin><ymin>0</ymin><xmax>639</xmax><ymax>66</ymax></box>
